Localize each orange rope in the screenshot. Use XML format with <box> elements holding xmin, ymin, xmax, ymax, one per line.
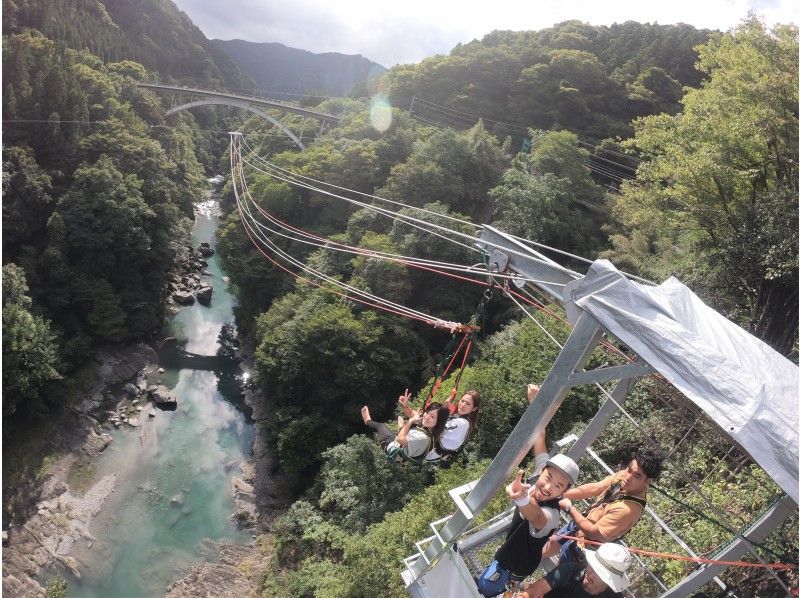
<box><xmin>555</xmin><ymin>535</ymin><xmax>798</xmax><ymax>570</ymax></box>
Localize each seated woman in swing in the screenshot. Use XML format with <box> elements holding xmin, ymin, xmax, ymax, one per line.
<box><xmin>398</xmin><ymin>388</ymin><xmax>481</xmax><ymax>463</ymax></box>
<box><xmin>360</xmin><ymin>401</ymin><xmax>450</xmax><ymax>462</ymax></box>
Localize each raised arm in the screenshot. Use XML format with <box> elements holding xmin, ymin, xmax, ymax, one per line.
<box><xmin>397</xmin><ymin>388</ymin><xmax>415</xmax><ymax>418</ymax></box>
<box><xmin>558</xmin><ymin>497</ymin><xmax>603</xmax><ymax>539</ymax></box>
<box><xmin>562</xmin><ymin>471</ymin><xmax>619</xmax><ymax>500</ymax></box>
<box><xmin>444</xmin><ymin>387</ymin><xmax>458</xmax><ymax>414</ymax></box>
<box><xmin>527</xmin><ymin>384</ymin><xmax>548</xmax><ymax>458</ymax></box>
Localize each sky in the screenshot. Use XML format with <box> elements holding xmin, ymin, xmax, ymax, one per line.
<box><xmin>173</xmin><ymin>0</ymin><xmax>799</xmax><ymax>67</ymax></box>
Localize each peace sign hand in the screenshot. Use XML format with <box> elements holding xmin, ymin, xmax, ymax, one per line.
<box><xmin>505</xmin><ymin>469</ymin><xmax>531</xmax><ymax>500</ymax></box>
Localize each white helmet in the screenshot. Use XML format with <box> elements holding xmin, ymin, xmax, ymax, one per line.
<box><xmin>546</xmin><ymin>453</ymin><xmax>579</xmax><ymax>487</ymax></box>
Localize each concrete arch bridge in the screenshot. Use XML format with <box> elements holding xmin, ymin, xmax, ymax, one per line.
<box><xmin>137</xmin><ymin>82</ymin><xmax>341</xmax><ymax>150</ymax></box>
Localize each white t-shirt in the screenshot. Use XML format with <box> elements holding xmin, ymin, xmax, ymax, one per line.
<box><xmin>424</xmin><ymin>416</ymin><xmax>470</xmax><ymax>461</ymax></box>
<box><xmin>386</xmin><ymin>427</ymin><xmax>431</xmax><ymax>460</ymax></box>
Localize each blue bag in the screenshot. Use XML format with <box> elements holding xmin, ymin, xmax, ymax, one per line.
<box><xmin>475</xmin><ymin>559</ymin><xmax>514</xmax><ymax>597</ymax></box>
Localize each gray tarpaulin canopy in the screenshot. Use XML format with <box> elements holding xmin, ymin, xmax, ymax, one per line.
<box><xmin>568</xmin><ymin>260</ymin><xmax>799</xmax><ymax>504</ymax></box>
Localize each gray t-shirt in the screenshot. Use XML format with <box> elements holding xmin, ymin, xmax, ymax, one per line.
<box><xmin>386</xmin><ymin>427</ymin><xmax>430</xmax><ymax>459</ymax></box>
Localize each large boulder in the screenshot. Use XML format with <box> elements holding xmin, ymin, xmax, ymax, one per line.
<box><xmin>196</xmin><ymin>286</ymin><xmax>213</xmax><ymax>303</ymax></box>
<box><xmin>197</xmin><ymin>245</ymin><xmax>215</xmax><ymax>258</ymax></box>
<box><xmin>148</xmin><ymin>385</ymin><xmax>178</xmax><ymax>407</ymax></box>
<box><xmin>172</xmin><ymin>291</ymin><xmax>195</xmax><ymax>305</ymax></box>
<box><xmin>83</xmin><ymin>431</ymin><xmax>113</xmax><ymax>457</ymax></box>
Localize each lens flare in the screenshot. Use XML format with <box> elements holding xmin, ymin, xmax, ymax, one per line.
<box><xmin>370</xmin><ymin>96</ymin><xmax>392</xmax><ymax>133</ymax></box>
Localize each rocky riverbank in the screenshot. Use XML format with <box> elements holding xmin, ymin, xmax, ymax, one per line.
<box><xmin>169</xmin><ymin>230</ymin><xmax>217</xmax><ymax>307</ymax></box>
<box><xmin>164</xmin><ymin>540</ymin><xmax>271</xmax><ymax>598</ymax></box>
<box><xmin>2</xmin><ymin>343</ymin><xmax>157</xmax><ymax>597</ymax></box>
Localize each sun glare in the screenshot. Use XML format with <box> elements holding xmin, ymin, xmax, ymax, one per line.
<box><xmin>370</xmin><ymin>96</ymin><xmax>392</xmax><ymax>132</ymax></box>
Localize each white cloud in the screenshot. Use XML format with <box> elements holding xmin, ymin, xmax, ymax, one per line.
<box><xmin>174</xmin><ymin>0</ymin><xmax>799</xmax><ymax>66</ymax></box>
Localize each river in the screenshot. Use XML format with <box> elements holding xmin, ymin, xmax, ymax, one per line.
<box><xmin>66</xmin><ymin>192</ymin><xmax>255</xmax><ymax>597</ymax></box>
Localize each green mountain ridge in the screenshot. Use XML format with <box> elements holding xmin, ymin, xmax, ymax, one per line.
<box><xmin>3</xmin><ymin>0</ymin><xmax>252</xmax><ymax>89</ymax></box>
<box><xmin>212</xmin><ymin>38</ymin><xmax>386</xmax><ymax>98</ymax></box>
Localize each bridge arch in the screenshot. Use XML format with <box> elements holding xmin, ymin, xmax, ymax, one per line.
<box><xmin>167</xmin><ymin>97</ymin><xmax>305</xmax><ymax>150</ymax></box>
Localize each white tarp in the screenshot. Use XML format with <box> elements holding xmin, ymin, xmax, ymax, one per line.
<box><xmin>569</xmin><ymin>260</ymin><xmax>799</xmax><ymax>504</ymax></box>
<box><xmin>404</xmin><ymin>547</ymin><xmax>482</xmax><ymax>598</ymax></box>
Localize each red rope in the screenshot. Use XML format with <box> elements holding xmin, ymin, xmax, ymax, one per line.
<box><xmin>556</xmin><ymin>535</ymin><xmax>798</xmax><ymax>570</ymax></box>
<box><xmin>232</xmin><ymin>159</ymin><xmax>442</xmax><ymax>327</ymax></box>
<box><xmin>452</xmin><ymin>337</ymin><xmax>473</xmax><ymax>393</ymax></box>
<box><xmin>424</xmin><ymin>332</ymin><xmax>469</xmax><ymax>410</ymax></box>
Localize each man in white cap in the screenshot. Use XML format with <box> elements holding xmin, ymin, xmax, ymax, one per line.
<box><xmin>475</xmin><ymin>387</ymin><xmax>580</xmax><ymax>597</ymax></box>
<box><xmin>513</xmin><ymin>542</ymin><xmax>633</xmax><ymax>598</ymax></box>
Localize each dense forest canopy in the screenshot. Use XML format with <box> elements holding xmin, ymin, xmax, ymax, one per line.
<box><xmin>220</xmin><ymin>18</ymin><xmax>797</xmax><ymax>596</ymax></box>
<box><xmin>2</xmin><ymin>3</ymin><xmax>797</xmax><ymax>595</ymax></box>
<box><xmin>385</xmin><ymin>21</ymin><xmax>711</xmax><ymax>140</ymax></box>
<box><xmin>606</xmin><ymin>18</ymin><xmax>799</xmax><ymax>354</ymax></box>
<box><xmin>3</xmin><ymin>0</ymin><xmax>252</xmax><ymax>89</ymax></box>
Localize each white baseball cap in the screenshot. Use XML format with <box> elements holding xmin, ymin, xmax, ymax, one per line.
<box><xmin>585</xmin><ymin>543</ymin><xmax>633</xmax><ymax>592</ymax></box>
<box><xmin>545</xmin><ymin>453</ymin><xmax>579</xmax><ymax>486</ymax></box>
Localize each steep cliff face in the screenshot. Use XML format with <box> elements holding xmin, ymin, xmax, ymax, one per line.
<box><xmin>3</xmin><ymin>0</ymin><xmax>252</xmax><ymax>89</ymax></box>
<box><xmin>213</xmin><ymin>38</ymin><xmax>386</xmax><ymax>98</ymax></box>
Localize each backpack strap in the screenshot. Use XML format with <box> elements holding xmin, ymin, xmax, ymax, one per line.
<box><xmin>615</xmin><ymin>494</ymin><xmax>647</xmax><ymax>509</ymax></box>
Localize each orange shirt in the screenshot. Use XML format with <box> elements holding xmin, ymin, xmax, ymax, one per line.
<box><xmin>580</xmin><ymin>472</ymin><xmax>646</xmax><ymax>542</ymax></box>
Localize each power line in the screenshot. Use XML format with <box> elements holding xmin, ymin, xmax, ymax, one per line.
<box><xmin>239</xmin><ymin>136</ymin><xmax>481</xmax><ymax>231</ymax></box>
<box><xmin>232</xmin><ymin>140</ymin><xmax>458</xmax><ymax>328</ymax></box>
<box><xmin>411</xmin><ymin>96</ymin><xmax>643</xmax><ymax>172</ymax></box>
<box><xmin>236</xmin><ymin>139</ymin><xmax>583</xmax><ymax>279</ymax></box>
<box><xmin>236</xmin><ymin>143</ymin><xmax>569</xmax><ymax>288</ymax></box>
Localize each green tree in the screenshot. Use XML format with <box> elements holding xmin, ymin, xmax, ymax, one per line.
<box><xmin>626</xmin><ymin>66</ymin><xmax>684</xmax><ymax>116</ymax></box>
<box><xmin>2</xmin><ymin>264</ymin><xmax>61</xmax><ymax>418</ymax></box>
<box><xmin>253</xmin><ymin>288</ymin><xmax>424</xmax><ymax>477</ymax></box>
<box><xmin>2</xmin><ymin>146</ymin><xmax>53</xmax><ymax>259</ymax></box>
<box><xmin>605</xmin><ymin>19</ymin><xmax>799</xmax><ymax>354</ymax></box>
<box><xmin>491</xmin><ymin>130</ymin><xmax>610</xmax><ymax>256</ymax></box>
<box><xmin>315</xmin><ymin>435</ymin><xmax>431</xmax><ymax>532</ymax></box>
<box><xmin>377</xmin><ymin>121</ymin><xmax>509</xmax><ymax>221</ymax></box>
<box><xmin>44</xmin><ymin>576</ymin><xmax>68</xmax><ymax>598</ymax></box>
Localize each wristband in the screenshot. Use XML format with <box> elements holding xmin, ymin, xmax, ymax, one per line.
<box><xmin>513</xmin><ymin>495</ymin><xmax>531</xmax><ymax>508</ymax></box>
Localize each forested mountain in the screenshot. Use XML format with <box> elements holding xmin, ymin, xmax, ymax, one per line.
<box><xmin>388</xmin><ymin>21</ymin><xmax>711</xmax><ymax>140</ymax></box>
<box><xmin>2</xmin><ymin>0</ymin><xmax>252</xmax><ymax>89</ymax></box>
<box><xmin>214</xmin><ymin>39</ymin><xmax>385</xmax><ymax>98</ymax></box>
<box><xmin>1</xmin><ymin>0</ymin><xmax>247</xmax><ymax>432</ymax></box>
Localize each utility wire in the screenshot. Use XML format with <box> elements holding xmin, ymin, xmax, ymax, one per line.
<box><xmin>238</xmin><ymin>149</ymin><xmax>582</xmax><ymax>280</ymax></box>
<box><xmin>232</xmin><ymin>140</ymin><xmax>456</xmax><ymax>327</ymax></box>
<box><xmin>240</xmin><ymin>136</ymin><xmax>482</xmax><ymax>231</ymax></box>
<box><xmin>236</xmin><ymin>141</ymin><xmax>565</xmax><ymax>287</ymax></box>
<box><xmin>238</xmin><ymin>134</ymin><xmax>658</xmax><ymax>285</ymax></box>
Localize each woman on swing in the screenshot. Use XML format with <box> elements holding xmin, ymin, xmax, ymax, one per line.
<box><xmin>397</xmin><ymin>387</ymin><xmax>481</xmax><ymax>463</ymax></box>
<box><xmin>360</xmin><ymin>401</ymin><xmax>450</xmax><ymax>462</ymax></box>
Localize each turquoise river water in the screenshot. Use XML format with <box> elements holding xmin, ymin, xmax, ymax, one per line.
<box><xmin>66</xmin><ymin>194</ymin><xmax>255</xmax><ymax>597</ymax></box>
